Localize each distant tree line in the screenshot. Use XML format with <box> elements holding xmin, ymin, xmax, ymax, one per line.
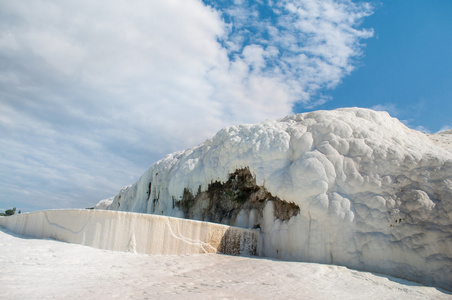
<box><xmin>0</xmin><ymin>207</ymin><xmax>21</xmax><ymax>216</ymax></box>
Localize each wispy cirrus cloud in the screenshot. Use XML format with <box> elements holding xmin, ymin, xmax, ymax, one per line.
<box><xmin>0</xmin><ymin>0</ymin><xmax>373</xmax><ymax>211</ymax></box>
<box><xmin>371</xmin><ymin>103</ymin><xmax>401</xmax><ymax>117</ymax></box>
<box><xmin>439</xmin><ymin>125</ymin><xmax>452</xmax><ymax>132</ymax></box>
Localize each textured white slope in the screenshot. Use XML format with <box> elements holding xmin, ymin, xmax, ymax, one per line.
<box><xmin>428</xmin><ymin>129</ymin><xmax>452</xmax><ymax>154</ymax></box>
<box><xmin>0</xmin><ymin>210</ymin><xmax>258</xmax><ymax>256</ymax></box>
<box><xmin>94</xmin><ymin>197</ymin><xmax>114</xmax><ymax>209</ymax></box>
<box><xmin>106</xmin><ymin>108</ymin><xmax>452</xmax><ymax>290</ymax></box>
<box><xmin>2</xmin><ymin>229</ymin><xmax>450</xmax><ymax>300</ymax></box>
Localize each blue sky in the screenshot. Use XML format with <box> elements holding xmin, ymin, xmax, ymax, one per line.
<box><xmin>299</xmin><ymin>0</ymin><xmax>452</xmax><ymax>132</ymax></box>
<box><xmin>0</xmin><ymin>0</ymin><xmax>451</xmax><ymax>212</ymax></box>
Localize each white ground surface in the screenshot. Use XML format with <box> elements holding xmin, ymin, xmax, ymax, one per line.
<box><xmin>1</xmin><ymin>229</ymin><xmax>450</xmax><ymax>300</ymax></box>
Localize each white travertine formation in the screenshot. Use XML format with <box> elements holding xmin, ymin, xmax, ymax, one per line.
<box><xmin>0</xmin><ymin>210</ymin><xmax>258</xmax><ymax>256</ymax></box>
<box><xmin>93</xmin><ymin>197</ymin><xmax>114</xmax><ymax>210</ymax></box>
<box><xmin>105</xmin><ymin>108</ymin><xmax>452</xmax><ymax>289</ymax></box>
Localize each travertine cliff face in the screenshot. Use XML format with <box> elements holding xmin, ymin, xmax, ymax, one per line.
<box><xmin>105</xmin><ymin>108</ymin><xmax>452</xmax><ymax>290</ymax></box>
<box><xmin>0</xmin><ymin>210</ymin><xmax>258</xmax><ymax>256</ymax></box>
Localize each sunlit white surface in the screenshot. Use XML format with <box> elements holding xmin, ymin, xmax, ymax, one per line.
<box><xmin>1</xmin><ymin>229</ymin><xmax>450</xmax><ymax>299</ymax></box>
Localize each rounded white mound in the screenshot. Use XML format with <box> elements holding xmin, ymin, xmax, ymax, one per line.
<box><xmin>94</xmin><ymin>197</ymin><xmax>114</xmax><ymax>210</ymax></box>
<box><xmin>107</xmin><ymin>108</ymin><xmax>452</xmax><ymax>290</ymax></box>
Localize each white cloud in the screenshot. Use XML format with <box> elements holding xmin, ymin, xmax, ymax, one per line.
<box><xmin>413</xmin><ymin>125</ymin><xmax>431</xmax><ymax>134</ymax></box>
<box><xmin>371</xmin><ymin>103</ymin><xmax>400</xmax><ymax>117</ymax></box>
<box><xmin>439</xmin><ymin>125</ymin><xmax>452</xmax><ymax>133</ymax></box>
<box><xmin>0</xmin><ymin>0</ymin><xmax>373</xmax><ymax>210</ymax></box>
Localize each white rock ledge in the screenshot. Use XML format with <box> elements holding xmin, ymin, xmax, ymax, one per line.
<box><xmin>0</xmin><ymin>209</ymin><xmax>259</xmax><ymax>256</ymax></box>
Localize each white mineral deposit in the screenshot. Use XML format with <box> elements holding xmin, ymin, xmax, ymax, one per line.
<box><xmin>105</xmin><ymin>108</ymin><xmax>452</xmax><ymax>290</ymax></box>
<box><xmin>1</xmin><ymin>108</ymin><xmax>451</xmax><ymax>298</ymax></box>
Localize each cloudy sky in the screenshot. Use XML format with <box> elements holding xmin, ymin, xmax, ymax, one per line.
<box><xmin>1</xmin><ymin>0</ymin><xmax>451</xmax><ymax>212</ymax></box>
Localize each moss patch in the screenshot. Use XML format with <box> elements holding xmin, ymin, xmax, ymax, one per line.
<box><xmin>174</xmin><ymin>168</ymin><xmax>300</xmax><ymax>228</ymax></box>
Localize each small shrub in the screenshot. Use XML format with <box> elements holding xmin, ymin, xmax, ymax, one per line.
<box><xmin>1</xmin><ymin>207</ymin><xmax>17</xmax><ymax>216</ymax></box>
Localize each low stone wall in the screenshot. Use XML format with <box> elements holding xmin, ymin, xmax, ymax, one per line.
<box><xmin>0</xmin><ymin>209</ymin><xmax>259</xmax><ymax>256</ymax></box>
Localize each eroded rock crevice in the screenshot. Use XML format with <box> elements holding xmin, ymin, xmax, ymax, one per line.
<box><xmin>173</xmin><ymin>168</ymin><xmax>300</xmax><ymax>228</ymax></box>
